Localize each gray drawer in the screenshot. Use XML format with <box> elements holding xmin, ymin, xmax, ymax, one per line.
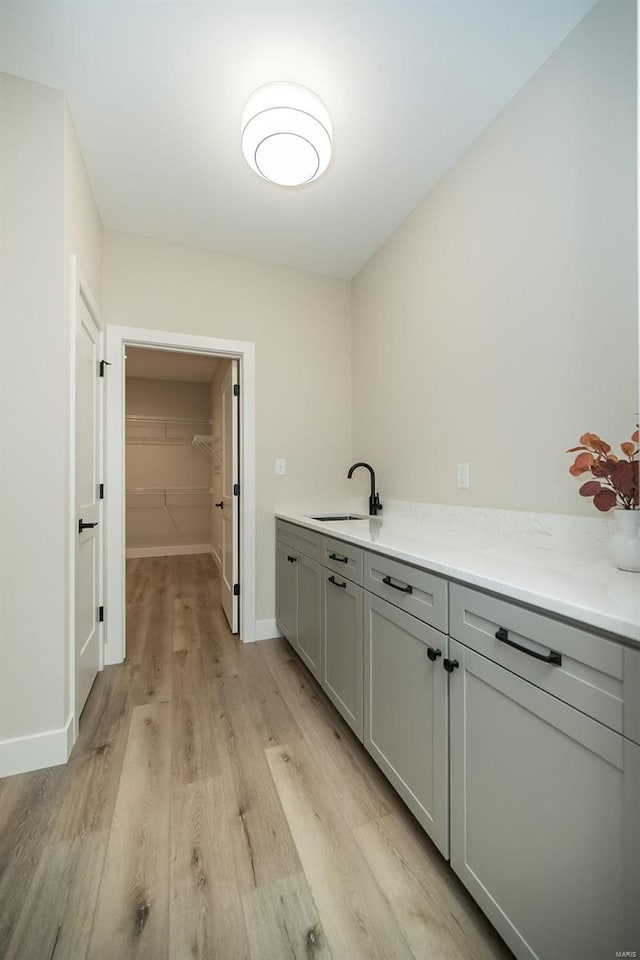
<box><xmin>276</xmin><ymin>519</ymin><xmax>321</xmax><ymax>562</ymax></box>
<box><xmin>364</xmin><ymin>551</ymin><xmax>448</xmax><ymax>634</ymax></box>
<box><xmin>322</xmin><ymin>535</ymin><xmax>363</xmax><ymax>585</ymax></box>
<box><xmin>449</xmin><ymin>582</ymin><xmax>640</xmax><ymax>741</ymax></box>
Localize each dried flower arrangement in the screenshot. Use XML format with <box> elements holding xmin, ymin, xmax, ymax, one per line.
<box><xmin>567</xmin><ymin>429</ymin><xmax>638</xmax><ymax>511</ymax></box>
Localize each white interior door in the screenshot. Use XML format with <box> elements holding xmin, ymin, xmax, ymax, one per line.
<box><xmin>221</xmin><ymin>360</ymin><xmax>239</xmax><ymax>633</ymax></box>
<box><xmin>75</xmin><ymin>289</ymin><xmax>102</xmax><ymax>716</ymax></box>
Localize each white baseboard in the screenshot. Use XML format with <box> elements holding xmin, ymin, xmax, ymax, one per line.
<box><xmin>126</xmin><ymin>543</ymin><xmax>212</xmax><ymax>559</ymax></box>
<box><xmin>0</xmin><ymin>714</ymin><xmax>73</xmax><ymax>778</ymax></box>
<box><xmin>210</xmin><ymin>545</ymin><xmax>222</xmax><ymax>571</ymax></box>
<box><xmin>254</xmin><ymin>618</ymin><xmax>281</xmax><ymax>642</ymax></box>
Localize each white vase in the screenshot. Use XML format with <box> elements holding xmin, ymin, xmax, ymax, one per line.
<box><xmin>608</xmin><ymin>509</ymin><xmax>640</xmax><ymax>573</ymax></box>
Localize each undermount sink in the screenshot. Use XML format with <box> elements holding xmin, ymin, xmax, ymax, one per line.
<box><xmin>309</xmin><ymin>514</ymin><xmax>368</xmax><ymax>521</ymax></box>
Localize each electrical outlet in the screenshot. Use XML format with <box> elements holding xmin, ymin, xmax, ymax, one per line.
<box><xmin>457</xmin><ymin>463</ymin><xmax>470</xmax><ymax>489</ymax></box>
<box><xmin>275</xmin><ymin>458</ymin><xmax>286</xmax><ymax>476</ymax></box>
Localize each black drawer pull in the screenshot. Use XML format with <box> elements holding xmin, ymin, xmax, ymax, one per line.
<box><xmin>329</xmin><ymin>552</ymin><xmax>348</xmax><ymax>563</ymax></box>
<box><xmin>287</xmin><ymin>555</ymin><xmax>297</xmax><ymax>563</ymax></box>
<box><xmin>427</xmin><ymin>646</ymin><xmax>441</xmax><ymax>662</ymax></box>
<box><xmin>328</xmin><ymin>575</ymin><xmax>347</xmax><ymax>589</ymax></box>
<box><xmin>495</xmin><ymin>627</ymin><xmax>562</xmax><ymax>666</ymax></box>
<box><xmin>382</xmin><ymin>575</ymin><xmax>413</xmax><ymax>594</ymax></box>
<box><xmin>443</xmin><ymin>658</ymin><xmax>459</xmax><ymax>673</ymax></box>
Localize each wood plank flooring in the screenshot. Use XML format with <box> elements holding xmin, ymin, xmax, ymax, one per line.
<box><xmin>0</xmin><ymin>555</ymin><xmax>513</xmax><ymax>960</ymax></box>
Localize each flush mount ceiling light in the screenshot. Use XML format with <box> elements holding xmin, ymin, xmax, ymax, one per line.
<box><xmin>241</xmin><ymin>82</ymin><xmax>332</xmax><ymax>187</ymax></box>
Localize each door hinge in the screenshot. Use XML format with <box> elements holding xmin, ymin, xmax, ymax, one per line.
<box><xmin>99</xmin><ymin>360</ymin><xmax>112</xmax><ymax>377</ymax></box>
<box><xmin>233</xmin><ymin>383</ymin><xmax>240</xmax><ymax>397</ymax></box>
<box><xmin>98</xmin><ymin>605</ymin><xmax>105</xmax><ymax>622</ymax></box>
<box><xmin>233</xmin><ymin>482</ymin><xmax>240</xmax><ymax>496</ymax></box>
<box><xmin>233</xmin><ymin>583</ymin><xmax>240</xmax><ymax>597</ymax></box>
<box><xmin>99</xmin><ymin>482</ymin><xmax>104</xmax><ymax>500</ymax></box>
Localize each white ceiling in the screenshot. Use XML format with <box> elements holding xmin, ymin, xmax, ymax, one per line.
<box><xmin>0</xmin><ymin>0</ymin><xmax>595</xmax><ymax>279</ymax></box>
<box><xmin>125</xmin><ymin>347</ymin><xmax>219</xmax><ymax>382</ymax></box>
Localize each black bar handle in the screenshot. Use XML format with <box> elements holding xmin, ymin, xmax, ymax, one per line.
<box><xmin>329</xmin><ymin>553</ymin><xmax>348</xmax><ymax>563</ymax></box>
<box><xmin>214</xmin><ymin>501</ymin><xmax>224</xmax><ymax>509</ymax></box>
<box><xmin>495</xmin><ymin>627</ymin><xmax>562</xmax><ymax>666</ymax></box>
<box><xmin>328</xmin><ymin>575</ymin><xmax>347</xmax><ymax>589</ymax></box>
<box><xmin>78</xmin><ymin>519</ymin><xmax>98</xmax><ymax>534</ymax></box>
<box><xmin>427</xmin><ymin>646</ymin><xmax>441</xmax><ymax>662</ymax></box>
<box><xmin>382</xmin><ymin>575</ymin><xmax>413</xmax><ymax>594</ymax></box>
<box><xmin>443</xmin><ymin>658</ymin><xmax>459</xmax><ymax>673</ymax></box>
<box><xmin>287</xmin><ymin>555</ymin><xmax>297</xmax><ymax>563</ymax></box>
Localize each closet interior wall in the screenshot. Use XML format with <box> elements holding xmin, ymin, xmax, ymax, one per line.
<box><xmin>125</xmin><ymin>375</ymin><xmax>213</xmax><ymax>555</ymax></box>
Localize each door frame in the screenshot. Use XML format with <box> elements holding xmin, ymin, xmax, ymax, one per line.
<box><xmin>104</xmin><ymin>324</ymin><xmax>256</xmax><ymax>664</ymax></box>
<box><xmin>69</xmin><ymin>255</ymin><xmax>105</xmax><ymax>740</ymax></box>
<box><xmin>220</xmin><ymin>359</ymin><xmax>240</xmax><ymax>633</ymax></box>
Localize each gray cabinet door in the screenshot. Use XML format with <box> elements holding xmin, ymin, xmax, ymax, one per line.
<box><xmin>449</xmin><ymin>638</ymin><xmax>640</xmax><ymax>960</ymax></box>
<box><xmin>296</xmin><ymin>553</ymin><xmax>321</xmax><ymax>681</ymax></box>
<box><xmin>275</xmin><ymin>540</ymin><xmax>297</xmax><ymax>647</ymax></box>
<box><xmin>364</xmin><ymin>593</ymin><xmax>449</xmax><ymax>857</ymax></box>
<box><xmin>322</xmin><ymin>569</ymin><xmax>363</xmax><ymax>740</ymax></box>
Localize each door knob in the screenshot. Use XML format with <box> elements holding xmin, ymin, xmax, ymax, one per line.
<box><xmin>427</xmin><ymin>646</ymin><xmax>441</xmax><ymax>662</ymax></box>
<box><xmin>78</xmin><ymin>519</ymin><xmax>98</xmax><ymax>534</ymax></box>
<box><xmin>443</xmin><ymin>658</ymin><xmax>459</xmax><ymax>673</ymax></box>
<box><xmin>214</xmin><ymin>501</ymin><xmax>224</xmax><ymax>508</ymax></box>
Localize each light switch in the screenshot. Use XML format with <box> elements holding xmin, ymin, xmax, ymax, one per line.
<box><xmin>275</xmin><ymin>458</ymin><xmax>286</xmax><ymax>476</ymax></box>
<box><xmin>457</xmin><ymin>463</ymin><xmax>470</xmax><ymax>489</ymax></box>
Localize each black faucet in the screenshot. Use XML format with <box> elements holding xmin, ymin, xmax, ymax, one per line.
<box><xmin>347</xmin><ymin>462</ymin><xmax>383</xmax><ymax>516</ymax></box>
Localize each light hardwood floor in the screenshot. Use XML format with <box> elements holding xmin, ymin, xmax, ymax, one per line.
<box><xmin>0</xmin><ymin>555</ymin><xmax>513</xmax><ymax>960</ymax></box>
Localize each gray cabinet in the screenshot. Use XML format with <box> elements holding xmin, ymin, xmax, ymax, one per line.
<box><xmin>275</xmin><ymin>524</ymin><xmax>321</xmax><ymax>681</ymax></box>
<box><xmin>275</xmin><ymin>540</ymin><xmax>297</xmax><ymax>647</ymax></box>
<box><xmin>364</xmin><ymin>593</ymin><xmax>449</xmax><ymax>856</ymax></box>
<box><xmin>449</xmin><ymin>582</ymin><xmax>633</xmax><ymax>736</ymax></box>
<box><xmin>277</xmin><ymin>518</ymin><xmax>322</xmax><ymax>562</ymax></box>
<box><xmin>275</xmin><ymin>516</ymin><xmax>640</xmax><ymax>960</ymax></box>
<box><xmin>322</xmin><ymin>570</ymin><xmax>363</xmax><ymax>739</ymax></box>
<box><xmin>322</xmin><ymin>535</ymin><xmax>364</xmax><ymax>584</ymax></box>
<box><xmin>296</xmin><ymin>553</ymin><xmax>322</xmax><ymax>678</ymax></box>
<box><xmin>449</xmin><ymin>637</ymin><xmax>640</xmax><ymax>960</ymax></box>
<box><xmin>364</xmin><ymin>550</ymin><xmax>448</xmax><ymax>632</ymax></box>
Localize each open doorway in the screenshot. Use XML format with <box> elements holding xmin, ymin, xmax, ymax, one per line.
<box><xmin>123</xmin><ymin>347</ymin><xmax>239</xmax><ymax>655</ymax></box>
<box><xmin>104</xmin><ymin>325</ymin><xmax>256</xmax><ymax>664</ymax></box>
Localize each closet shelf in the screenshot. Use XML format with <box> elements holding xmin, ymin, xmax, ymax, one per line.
<box><xmin>125</xmin><ymin>415</ymin><xmax>212</xmax><ymax>425</ymax></box>
<box><xmin>126</xmin><ymin>414</ymin><xmax>212</xmax><ymax>447</ymax></box>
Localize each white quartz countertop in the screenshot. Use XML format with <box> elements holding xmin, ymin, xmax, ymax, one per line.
<box><xmin>275</xmin><ymin>505</ymin><xmax>640</xmax><ymax>645</ymax></box>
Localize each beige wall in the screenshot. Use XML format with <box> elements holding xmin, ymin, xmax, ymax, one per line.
<box><xmin>351</xmin><ymin>0</ymin><xmax>638</xmax><ymax>516</ymax></box>
<box><xmin>1</xmin><ymin>75</ymin><xmax>66</xmax><ymax>742</ymax></box>
<box><xmin>102</xmin><ymin>231</ymin><xmax>352</xmax><ymax>622</ymax></box>
<box><xmin>1</xmin><ymin>75</ymin><xmax>102</xmax><ymax>745</ymax></box>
